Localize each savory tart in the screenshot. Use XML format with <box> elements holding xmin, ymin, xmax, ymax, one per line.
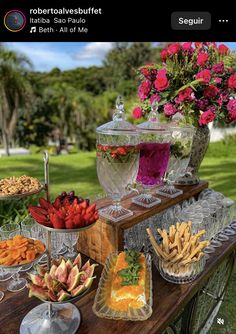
<box><xmin>109</xmin><ymin>250</ymin><xmax>146</xmax><ymax>310</ymax></box>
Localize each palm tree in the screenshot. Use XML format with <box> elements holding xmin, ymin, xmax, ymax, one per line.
<box><xmin>0</xmin><ymin>45</ymin><xmax>32</xmax><ymax>155</ymax></box>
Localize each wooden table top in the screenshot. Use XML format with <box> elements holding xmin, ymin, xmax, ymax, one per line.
<box><xmin>0</xmin><ymin>235</ymin><xmax>236</xmax><ymax>334</ymax></box>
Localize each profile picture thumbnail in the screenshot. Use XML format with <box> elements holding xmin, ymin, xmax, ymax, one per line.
<box><xmin>4</xmin><ymin>10</ymin><xmax>26</xmax><ymax>32</ymax></box>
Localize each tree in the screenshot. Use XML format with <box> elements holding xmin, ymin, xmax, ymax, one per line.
<box><xmin>0</xmin><ymin>46</ymin><xmax>32</xmax><ymax>155</ymax></box>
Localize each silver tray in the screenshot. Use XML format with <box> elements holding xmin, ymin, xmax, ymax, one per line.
<box><xmin>0</xmin><ymin>240</ymin><xmax>47</xmax><ymax>269</ymax></box>
<box><xmin>0</xmin><ymin>184</ymin><xmax>45</xmax><ymax>201</ymax></box>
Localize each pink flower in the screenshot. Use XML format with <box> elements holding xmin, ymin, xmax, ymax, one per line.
<box><xmin>154</xmin><ymin>69</ymin><xmax>169</xmax><ymax>91</ymax></box>
<box><xmin>182</xmin><ymin>42</ymin><xmax>192</xmax><ymax>51</ymax></box>
<box><xmin>140</xmin><ymin>66</ymin><xmax>157</xmax><ymax>81</ymax></box>
<box><xmin>228</xmin><ymin>74</ymin><xmax>236</xmax><ymax>89</ymax></box>
<box><xmin>227</xmin><ymin>100</ymin><xmax>236</xmax><ymax>122</ymax></box>
<box><xmin>227</xmin><ymin>99</ymin><xmax>236</xmax><ymax>112</ymax></box>
<box><xmin>214</xmin><ymin>77</ymin><xmax>222</xmax><ymax>84</ymax></box>
<box><xmin>176</xmin><ymin>88</ymin><xmax>195</xmax><ymax>104</ymax></box>
<box><xmin>205</xmin><ymin>42</ymin><xmax>217</xmax><ymax>48</ymax></box>
<box><xmin>167</xmin><ymin>43</ymin><xmax>181</xmax><ymax>55</ymax></box>
<box><xmin>195</xmin><ymin>99</ymin><xmax>209</xmax><ymax>110</ymax></box>
<box><xmin>150</xmin><ymin>94</ymin><xmax>160</xmax><ymax>104</ymax></box>
<box><xmin>197</xmin><ymin>52</ymin><xmax>209</xmax><ymax>66</ymax></box>
<box><xmin>138</xmin><ymin>80</ymin><xmax>152</xmax><ymax>101</ymax></box>
<box><xmin>198</xmin><ymin>110</ymin><xmax>216</xmax><ymax>126</ymax></box>
<box><xmin>203</xmin><ymin>85</ymin><xmax>219</xmax><ymax>98</ymax></box>
<box><xmin>160</xmin><ymin>49</ymin><xmax>168</xmax><ymax>62</ymax></box>
<box><xmin>212</xmin><ymin>62</ymin><xmax>224</xmax><ymax>74</ymax></box>
<box><xmin>163</xmin><ymin>103</ymin><xmax>177</xmax><ymax>116</ymax></box>
<box><xmin>196</xmin><ymin>69</ymin><xmax>211</xmax><ymax>84</ymax></box>
<box><xmin>218</xmin><ymin>44</ymin><xmax>230</xmax><ymax>55</ymax></box>
<box><xmin>132</xmin><ymin>107</ymin><xmax>143</xmax><ymax>119</ymax></box>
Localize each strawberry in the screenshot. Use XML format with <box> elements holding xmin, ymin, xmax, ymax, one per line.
<box><xmin>39</xmin><ymin>198</ymin><xmax>52</xmax><ymax>211</ymax></box>
<box><xmin>86</xmin><ymin>203</ymin><xmax>96</xmax><ymax>215</ymax></box>
<box><xmin>79</xmin><ymin>201</ymin><xmax>88</xmax><ymax>210</ymax></box>
<box><xmin>51</xmin><ymin>214</ymin><xmax>65</xmax><ymax>229</ymax></box>
<box><xmin>73</xmin><ymin>214</ymin><xmax>82</xmax><ymax>227</ymax></box>
<box><xmin>65</xmin><ymin>219</ymin><xmax>74</xmax><ymax>229</ymax></box>
<box><xmin>53</xmin><ymin>198</ymin><xmax>61</xmax><ymax>210</ymax></box>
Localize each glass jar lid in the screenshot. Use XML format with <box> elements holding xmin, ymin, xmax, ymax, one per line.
<box><xmin>96</xmin><ymin>96</ymin><xmax>138</xmax><ymax>136</ymax></box>
<box><xmin>137</xmin><ymin>101</ymin><xmax>170</xmax><ymax>133</ymax></box>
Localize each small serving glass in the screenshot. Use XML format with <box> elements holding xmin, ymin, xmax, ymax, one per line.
<box><xmin>31</xmin><ymin>225</ymin><xmax>48</xmax><ymax>264</ymax></box>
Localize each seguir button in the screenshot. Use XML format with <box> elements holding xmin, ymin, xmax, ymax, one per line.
<box><xmin>171</xmin><ymin>12</ymin><xmax>211</xmax><ymax>30</ymax></box>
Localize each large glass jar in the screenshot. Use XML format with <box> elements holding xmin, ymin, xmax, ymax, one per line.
<box><xmin>156</xmin><ymin>114</ymin><xmax>195</xmax><ymax>198</ymax></box>
<box><xmin>132</xmin><ymin>102</ymin><xmax>172</xmax><ymax>208</ymax></box>
<box><xmin>96</xmin><ymin>97</ymin><xmax>139</xmax><ymax>222</ymax></box>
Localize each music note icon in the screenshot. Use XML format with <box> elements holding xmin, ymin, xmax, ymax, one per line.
<box><xmin>30</xmin><ymin>27</ymin><xmax>36</xmax><ymax>33</ymax></box>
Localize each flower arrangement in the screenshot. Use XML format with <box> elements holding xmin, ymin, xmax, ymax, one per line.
<box><xmin>132</xmin><ymin>42</ymin><xmax>236</xmax><ymax>127</ymax></box>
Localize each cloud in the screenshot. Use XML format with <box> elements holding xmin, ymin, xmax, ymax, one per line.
<box><xmin>5</xmin><ymin>42</ymin><xmax>113</xmax><ymax>71</ymax></box>
<box><xmin>74</xmin><ymin>42</ymin><xmax>113</xmax><ymax>61</ymax></box>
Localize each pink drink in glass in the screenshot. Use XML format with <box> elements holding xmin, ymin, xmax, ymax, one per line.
<box><xmin>136</xmin><ymin>142</ymin><xmax>170</xmax><ymax>187</ymax></box>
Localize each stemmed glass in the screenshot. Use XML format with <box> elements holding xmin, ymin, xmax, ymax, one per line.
<box><xmin>63</xmin><ymin>232</ymin><xmax>79</xmax><ymax>259</ymax></box>
<box><xmin>0</xmin><ymin>224</ymin><xmax>20</xmax><ymax>282</ymax></box>
<box><xmin>0</xmin><ymin>223</ymin><xmax>26</xmax><ymax>292</ymax></box>
<box><xmin>31</xmin><ymin>225</ymin><xmax>47</xmax><ymax>264</ymax></box>
<box><xmin>5</xmin><ymin>231</ymin><xmax>28</xmax><ymax>292</ymax></box>
<box><xmin>20</xmin><ymin>217</ymin><xmax>36</xmax><ymax>272</ymax></box>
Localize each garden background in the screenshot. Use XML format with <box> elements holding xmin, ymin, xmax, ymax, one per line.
<box><xmin>0</xmin><ymin>42</ymin><xmax>236</xmax><ymax>333</ymax></box>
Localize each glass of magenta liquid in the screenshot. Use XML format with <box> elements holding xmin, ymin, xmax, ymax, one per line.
<box><xmin>132</xmin><ymin>130</ymin><xmax>172</xmax><ymax>208</ymax></box>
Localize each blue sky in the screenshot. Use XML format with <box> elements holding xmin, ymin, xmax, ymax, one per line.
<box><xmin>5</xmin><ymin>42</ymin><xmax>236</xmax><ymax>72</ymax></box>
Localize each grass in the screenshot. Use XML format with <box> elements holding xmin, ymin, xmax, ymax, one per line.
<box><xmin>0</xmin><ymin>142</ymin><xmax>235</xmax><ymax>332</ymax></box>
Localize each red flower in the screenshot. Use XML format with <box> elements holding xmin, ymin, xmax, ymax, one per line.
<box><xmin>132</xmin><ymin>107</ymin><xmax>143</xmax><ymax>119</ymax></box>
<box><xmin>160</xmin><ymin>49</ymin><xmax>168</xmax><ymax>62</ymax></box>
<box><xmin>228</xmin><ymin>110</ymin><xmax>236</xmax><ymax>122</ymax></box>
<box><xmin>195</xmin><ymin>42</ymin><xmax>202</xmax><ymax>48</ymax></box>
<box><xmin>228</xmin><ymin>74</ymin><xmax>236</xmax><ymax>89</ymax></box>
<box><xmin>176</xmin><ymin>87</ymin><xmax>195</xmax><ymax>104</ymax></box>
<box><xmin>203</xmin><ymin>85</ymin><xmax>219</xmax><ymax>98</ymax></box>
<box><xmin>197</xmin><ymin>52</ymin><xmax>209</xmax><ymax>66</ymax></box>
<box><xmin>182</xmin><ymin>42</ymin><xmax>192</xmax><ymax>51</ymax></box>
<box><xmin>196</xmin><ymin>69</ymin><xmax>211</xmax><ymax>84</ymax></box>
<box><xmin>167</xmin><ymin>43</ymin><xmax>181</xmax><ymax>55</ymax></box>
<box><xmin>218</xmin><ymin>44</ymin><xmax>230</xmax><ymax>55</ymax></box>
<box><xmin>138</xmin><ymin>80</ymin><xmax>152</xmax><ymax>101</ymax></box>
<box><xmin>154</xmin><ymin>69</ymin><xmax>169</xmax><ymax>91</ymax></box>
<box><xmin>140</xmin><ymin>66</ymin><xmax>157</xmax><ymax>81</ymax></box>
<box><xmin>163</xmin><ymin>103</ymin><xmax>177</xmax><ymax>116</ymax></box>
<box><xmin>214</xmin><ymin>77</ymin><xmax>222</xmax><ymax>84</ymax></box>
<box><xmin>198</xmin><ymin>110</ymin><xmax>216</xmax><ymax>126</ymax></box>
<box><xmin>150</xmin><ymin>94</ymin><xmax>160</xmax><ymax>105</ymax></box>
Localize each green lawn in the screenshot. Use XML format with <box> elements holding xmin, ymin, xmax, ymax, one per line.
<box><xmin>0</xmin><ymin>142</ymin><xmax>235</xmax><ymax>332</ymax></box>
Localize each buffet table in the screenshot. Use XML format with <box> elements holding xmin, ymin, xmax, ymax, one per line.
<box><xmin>0</xmin><ymin>236</ymin><xmax>235</xmax><ymax>334</ymax></box>
<box><xmin>0</xmin><ymin>181</ymin><xmax>236</xmax><ymax>334</ymax></box>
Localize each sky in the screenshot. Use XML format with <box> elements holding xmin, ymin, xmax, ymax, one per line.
<box><xmin>5</xmin><ymin>42</ymin><xmax>236</xmax><ymax>72</ymax></box>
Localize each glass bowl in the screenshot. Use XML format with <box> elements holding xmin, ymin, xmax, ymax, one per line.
<box><xmin>153</xmin><ymin>253</ymin><xmax>206</xmax><ymax>284</ymax></box>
